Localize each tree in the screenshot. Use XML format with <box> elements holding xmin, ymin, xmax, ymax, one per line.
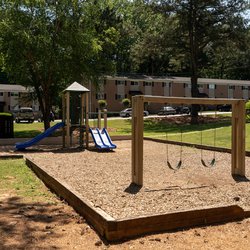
<box><xmin>115</xmin><ymin>0</ymin><xmax>175</xmax><ymax>75</ymax></box>
<box><xmin>0</xmin><ymin>0</ymin><xmax>119</xmax><ymax>130</ymax></box>
<box><xmin>150</xmin><ymin>0</ymin><xmax>248</xmax><ymax>122</ymax></box>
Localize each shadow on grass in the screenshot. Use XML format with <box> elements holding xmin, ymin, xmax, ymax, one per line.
<box><xmin>14</xmin><ymin>130</ymin><xmax>42</xmax><ymax>138</ymax></box>
<box><xmin>14</xmin><ymin>130</ymin><xmax>62</xmax><ymax>138</ymax></box>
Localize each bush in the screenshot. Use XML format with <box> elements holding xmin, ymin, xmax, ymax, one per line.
<box><xmin>122</xmin><ymin>98</ymin><xmax>131</xmax><ymax>108</ymax></box>
<box><xmin>98</xmin><ymin>99</ymin><xmax>107</xmax><ymax>110</ymax></box>
<box><xmin>245</xmin><ymin>100</ymin><xmax>250</xmax><ymax>122</ymax></box>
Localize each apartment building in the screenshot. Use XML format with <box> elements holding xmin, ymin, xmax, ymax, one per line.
<box><xmin>0</xmin><ymin>84</ymin><xmax>39</xmax><ymax>113</ymax></box>
<box><xmin>1</xmin><ymin>75</ymin><xmax>250</xmax><ymax>115</ymax></box>
<box><xmin>89</xmin><ymin>75</ymin><xmax>250</xmax><ymax>113</ymax></box>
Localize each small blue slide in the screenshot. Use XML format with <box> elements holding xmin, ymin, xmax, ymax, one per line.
<box><xmin>15</xmin><ymin>122</ymin><xmax>65</xmax><ymax>150</ymax></box>
<box><xmin>89</xmin><ymin>128</ymin><xmax>116</xmax><ymax>150</ymax></box>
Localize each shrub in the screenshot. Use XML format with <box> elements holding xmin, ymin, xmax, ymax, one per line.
<box><xmin>246</xmin><ymin>100</ymin><xmax>250</xmax><ymax>122</ymax></box>
<box><xmin>98</xmin><ymin>99</ymin><xmax>107</xmax><ymax>110</ymax></box>
<box><xmin>122</xmin><ymin>98</ymin><xmax>131</xmax><ymax>108</ymax></box>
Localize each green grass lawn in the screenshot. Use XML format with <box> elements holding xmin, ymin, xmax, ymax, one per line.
<box><xmin>14</xmin><ymin>122</ymin><xmax>57</xmax><ymax>137</ymax></box>
<box><xmin>0</xmin><ymin>158</ymin><xmax>57</xmax><ymax>203</ymax></box>
<box><xmin>13</xmin><ymin>117</ymin><xmax>250</xmax><ymax>150</ymax></box>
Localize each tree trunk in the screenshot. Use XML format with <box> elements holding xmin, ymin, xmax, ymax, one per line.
<box><xmin>188</xmin><ymin>0</ymin><xmax>200</xmax><ymax>124</ymax></box>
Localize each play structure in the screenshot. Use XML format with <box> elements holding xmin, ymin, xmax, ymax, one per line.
<box><xmin>62</xmin><ymin>81</ymin><xmax>116</xmax><ymax>150</ymax></box>
<box><xmin>131</xmin><ymin>95</ymin><xmax>246</xmax><ymax>186</ymax></box>
<box><xmin>15</xmin><ymin>81</ymin><xmax>115</xmax><ymax>150</ymax></box>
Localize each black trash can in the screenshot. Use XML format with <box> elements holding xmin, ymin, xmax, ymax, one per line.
<box><xmin>0</xmin><ymin>113</ymin><xmax>14</xmax><ymax>138</ymax></box>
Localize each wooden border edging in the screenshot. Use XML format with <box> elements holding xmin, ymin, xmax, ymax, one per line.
<box><xmin>107</xmin><ymin>205</ymin><xmax>246</xmax><ymax>241</ymax></box>
<box><xmin>144</xmin><ymin>137</ymin><xmax>232</xmax><ymax>154</ymax></box>
<box><xmin>144</xmin><ymin>137</ymin><xmax>250</xmax><ymax>156</ymax></box>
<box><xmin>24</xmin><ymin>157</ymin><xmax>250</xmax><ymax>241</ymax></box>
<box><xmin>25</xmin><ymin>157</ymin><xmax>116</xmax><ymax>238</ymax></box>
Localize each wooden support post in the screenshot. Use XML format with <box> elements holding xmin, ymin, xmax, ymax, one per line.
<box><xmin>231</xmin><ymin>100</ymin><xmax>245</xmax><ymax>176</ymax></box>
<box><xmin>85</xmin><ymin>93</ymin><xmax>89</xmax><ymax>149</ymax></box>
<box><xmin>62</xmin><ymin>94</ymin><xmax>66</xmax><ymax>148</ymax></box>
<box><xmin>80</xmin><ymin>93</ymin><xmax>85</xmax><ymax>148</ymax></box>
<box><xmin>66</xmin><ymin>91</ymin><xmax>70</xmax><ymax>147</ymax></box>
<box><xmin>103</xmin><ymin>109</ymin><xmax>107</xmax><ymax>129</ymax></box>
<box><xmin>132</xmin><ymin>96</ymin><xmax>144</xmax><ymax>186</ymax></box>
<box><xmin>98</xmin><ymin>109</ymin><xmax>101</xmax><ymax>129</ymax></box>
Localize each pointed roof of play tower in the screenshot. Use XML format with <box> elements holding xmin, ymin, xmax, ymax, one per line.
<box><xmin>63</xmin><ymin>81</ymin><xmax>90</xmax><ymax>92</ymax></box>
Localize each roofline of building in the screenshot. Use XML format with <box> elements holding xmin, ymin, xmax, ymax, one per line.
<box><xmin>0</xmin><ymin>84</ymin><xmax>28</xmax><ymax>92</ymax></box>
<box><xmin>104</xmin><ymin>75</ymin><xmax>250</xmax><ymax>85</ymax></box>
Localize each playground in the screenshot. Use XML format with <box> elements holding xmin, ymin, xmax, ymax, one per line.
<box><xmin>24</xmin><ymin>140</ymin><xmax>250</xmax><ymax>218</ymax></box>
<box><xmin>1</xmin><ymin>83</ymin><xmax>250</xmax><ymax>241</ymax></box>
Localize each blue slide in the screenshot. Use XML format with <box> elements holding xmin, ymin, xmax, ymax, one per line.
<box><xmin>89</xmin><ymin>128</ymin><xmax>116</xmax><ymax>150</ymax></box>
<box><xmin>15</xmin><ymin>122</ymin><xmax>65</xmax><ymax>150</ymax></box>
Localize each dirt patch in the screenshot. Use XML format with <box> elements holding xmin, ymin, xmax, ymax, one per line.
<box><xmin>1</xmin><ymin>192</ymin><xmax>250</xmax><ymax>249</ymax></box>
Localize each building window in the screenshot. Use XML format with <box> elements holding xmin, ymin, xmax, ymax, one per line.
<box><xmin>115</xmin><ymin>94</ymin><xmax>125</xmax><ymax>100</ymax></box>
<box><xmin>229</xmin><ymin>85</ymin><xmax>235</xmax><ymax>90</ymax></box>
<box><xmin>0</xmin><ymin>92</ymin><xmax>3</xmax><ymax>96</ymax></box>
<box><xmin>184</xmin><ymin>83</ymin><xmax>191</xmax><ymax>88</ymax></box>
<box><xmin>143</xmin><ymin>82</ymin><xmax>153</xmax><ymax>86</ymax></box>
<box><xmin>242</xmin><ymin>86</ymin><xmax>249</xmax><ymax>90</ymax></box>
<box><xmin>131</xmin><ymin>81</ymin><xmax>139</xmax><ymax>86</ymax></box>
<box><xmin>116</xmin><ymin>80</ymin><xmax>126</xmax><ymax>85</ymax></box>
<box><xmin>10</xmin><ymin>92</ymin><xmax>19</xmax><ymax>97</ymax></box>
<box><xmin>162</xmin><ymin>82</ymin><xmax>171</xmax><ymax>87</ymax></box>
<box><xmin>96</xmin><ymin>93</ymin><xmax>106</xmax><ymax>100</ymax></box>
<box><xmin>208</xmin><ymin>84</ymin><xmax>216</xmax><ymax>89</ymax></box>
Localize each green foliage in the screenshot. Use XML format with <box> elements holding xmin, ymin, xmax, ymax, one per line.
<box><xmin>246</xmin><ymin>100</ymin><xmax>250</xmax><ymax>122</ymax></box>
<box><xmin>0</xmin><ymin>159</ymin><xmax>56</xmax><ymax>202</ymax></box>
<box><xmin>98</xmin><ymin>99</ymin><xmax>107</xmax><ymax>110</ymax></box>
<box><xmin>0</xmin><ymin>0</ymin><xmax>120</xmax><ymax>130</ymax></box>
<box><xmin>0</xmin><ymin>112</ymin><xmax>12</xmax><ymax>116</ymax></box>
<box><xmin>122</xmin><ymin>98</ymin><xmax>131</xmax><ymax>108</ymax></box>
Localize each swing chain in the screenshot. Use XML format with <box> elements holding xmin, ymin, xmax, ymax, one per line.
<box><xmin>200</xmin><ymin>108</ymin><xmax>216</xmax><ymax>168</ymax></box>
<box><xmin>166</xmin><ymin>119</ymin><xmax>183</xmax><ymax>171</ymax></box>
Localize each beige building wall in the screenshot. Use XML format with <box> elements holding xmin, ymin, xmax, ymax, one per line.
<box><xmin>89</xmin><ymin>77</ymin><xmax>250</xmax><ymax>114</ymax></box>
<box><xmin>3</xmin><ymin>77</ymin><xmax>246</xmax><ymax>115</ymax></box>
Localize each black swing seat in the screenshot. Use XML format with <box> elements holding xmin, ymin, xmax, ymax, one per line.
<box><xmin>167</xmin><ymin>160</ymin><xmax>182</xmax><ymax>171</ymax></box>
<box><xmin>201</xmin><ymin>158</ymin><xmax>216</xmax><ymax>167</ymax></box>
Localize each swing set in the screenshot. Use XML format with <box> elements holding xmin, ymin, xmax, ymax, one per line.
<box><xmin>132</xmin><ymin>95</ymin><xmax>246</xmax><ymax>186</ymax></box>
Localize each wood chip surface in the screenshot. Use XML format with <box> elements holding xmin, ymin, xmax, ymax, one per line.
<box><xmin>22</xmin><ymin>140</ymin><xmax>250</xmax><ymax>219</ymax></box>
